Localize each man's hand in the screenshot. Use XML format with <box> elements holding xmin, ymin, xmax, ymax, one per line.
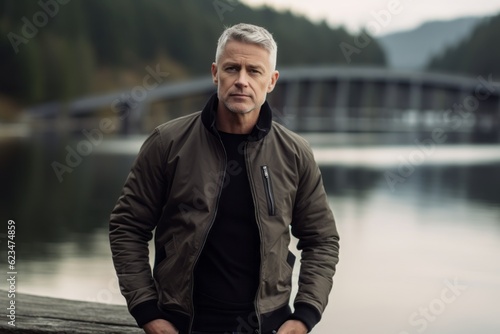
<box><xmin>143</xmin><ymin>319</ymin><xmax>179</xmax><ymax>334</ymax></box>
<box><xmin>276</xmin><ymin>319</ymin><xmax>308</xmax><ymax>334</ymax></box>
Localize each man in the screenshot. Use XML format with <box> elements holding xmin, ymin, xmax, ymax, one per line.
<box><xmin>109</xmin><ymin>23</ymin><xmax>339</xmax><ymax>334</ymax></box>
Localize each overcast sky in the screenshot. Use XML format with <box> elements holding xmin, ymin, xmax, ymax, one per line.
<box><xmin>240</xmin><ymin>0</ymin><xmax>500</xmax><ymax>35</ymax></box>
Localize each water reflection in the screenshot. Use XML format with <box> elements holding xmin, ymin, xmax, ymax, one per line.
<box><xmin>1</xmin><ymin>135</ymin><xmax>499</xmax><ymax>333</ymax></box>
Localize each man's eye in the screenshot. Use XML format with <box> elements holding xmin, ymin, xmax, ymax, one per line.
<box><xmin>226</xmin><ymin>67</ymin><xmax>237</xmax><ymax>72</ymax></box>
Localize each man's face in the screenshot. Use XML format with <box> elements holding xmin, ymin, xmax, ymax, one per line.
<box><xmin>212</xmin><ymin>40</ymin><xmax>279</xmax><ymax>115</ymax></box>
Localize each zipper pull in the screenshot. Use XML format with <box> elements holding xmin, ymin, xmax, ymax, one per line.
<box><xmin>262</xmin><ymin>165</ymin><xmax>269</xmax><ymax>178</ymax></box>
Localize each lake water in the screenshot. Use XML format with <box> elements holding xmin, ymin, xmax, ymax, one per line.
<box><xmin>1</xmin><ymin>133</ymin><xmax>500</xmax><ymax>334</ymax></box>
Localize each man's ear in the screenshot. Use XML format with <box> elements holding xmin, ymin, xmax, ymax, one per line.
<box><xmin>211</xmin><ymin>63</ymin><xmax>218</xmax><ymax>85</ymax></box>
<box><xmin>267</xmin><ymin>70</ymin><xmax>279</xmax><ymax>93</ymax></box>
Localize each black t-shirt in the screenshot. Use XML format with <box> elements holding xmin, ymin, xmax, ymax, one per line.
<box><xmin>192</xmin><ymin>131</ymin><xmax>261</xmax><ymax>332</ymax></box>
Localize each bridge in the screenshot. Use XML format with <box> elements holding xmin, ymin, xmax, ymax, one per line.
<box><xmin>25</xmin><ymin>66</ymin><xmax>500</xmax><ymax>140</ymax></box>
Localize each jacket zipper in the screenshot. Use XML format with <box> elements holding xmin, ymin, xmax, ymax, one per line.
<box><xmin>188</xmin><ymin>132</ymin><xmax>227</xmax><ymax>333</ymax></box>
<box><xmin>261</xmin><ymin>165</ymin><xmax>276</xmax><ymax>216</ymax></box>
<box><xmin>246</xmin><ymin>142</ymin><xmax>263</xmax><ymax>334</ymax></box>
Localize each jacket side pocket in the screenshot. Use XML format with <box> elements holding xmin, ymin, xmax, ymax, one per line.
<box><xmin>261</xmin><ymin>165</ymin><xmax>276</xmax><ymax>216</ymax></box>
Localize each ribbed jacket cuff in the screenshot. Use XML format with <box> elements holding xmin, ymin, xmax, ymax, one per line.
<box><xmin>289</xmin><ymin>302</ymin><xmax>322</xmax><ymax>332</ymax></box>
<box><xmin>130</xmin><ymin>299</ymin><xmax>164</xmax><ymax>328</ymax></box>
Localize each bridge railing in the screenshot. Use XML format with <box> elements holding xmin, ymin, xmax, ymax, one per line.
<box><xmin>24</xmin><ymin>66</ymin><xmax>500</xmax><ymax>140</ymax></box>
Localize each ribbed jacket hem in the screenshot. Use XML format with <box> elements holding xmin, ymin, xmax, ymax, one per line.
<box><xmin>289</xmin><ymin>302</ymin><xmax>322</xmax><ymax>332</ymax></box>
<box><xmin>130</xmin><ymin>299</ymin><xmax>164</xmax><ymax>328</ymax></box>
<box><xmin>131</xmin><ymin>300</ymin><xmax>191</xmax><ymax>333</ymax></box>
<box><xmin>260</xmin><ymin>304</ymin><xmax>292</xmax><ymax>333</ymax></box>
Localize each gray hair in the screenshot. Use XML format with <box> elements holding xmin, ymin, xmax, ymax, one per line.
<box><xmin>215</xmin><ymin>23</ymin><xmax>278</xmax><ymax>70</ymax></box>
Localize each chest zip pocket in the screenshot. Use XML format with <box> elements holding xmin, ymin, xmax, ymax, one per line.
<box><xmin>261</xmin><ymin>165</ymin><xmax>276</xmax><ymax>216</ymax></box>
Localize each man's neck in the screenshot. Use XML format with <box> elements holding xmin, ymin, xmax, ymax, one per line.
<box><xmin>216</xmin><ymin>106</ymin><xmax>260</xmax><ymax>134</ymax></box>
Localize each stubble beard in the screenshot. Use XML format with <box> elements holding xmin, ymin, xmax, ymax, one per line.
<box><xmin>225</xmin><ymin>104</ymin><xmax>255</xmax><ymax>115</ymax></box>
<box><xmin>223</xmin><ymin>100</ymin><xmax>256</xmax><ymax>115</ymax></box>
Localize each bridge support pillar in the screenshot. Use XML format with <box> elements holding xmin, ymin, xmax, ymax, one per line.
<box><xmin>284</xmin><ymin>81</ymin><xmax>301</xmax><ymax>131</ymax></box>
<box><xmin>334</xmin><ymin>79</ymin><xmax>350</xmax><ymax>132</ymax></box>
<box><xmin>384</xmin><ymin>82</ymin><xmax>399</xmax><ymax>131</ymax></box>
<box><xmin>307</xmin><ymin>81</ymin><xmax>325</xmax><ymax>131</ymax></box>
<box><xmin>496</xmin><ymin>94</ymin><xmax>500</xmax><ymax>140</ymax></box>
<box><xmin>409</xmin><ymin>82</ymin><xmax>422</xmax><ymax>111</ymax></box>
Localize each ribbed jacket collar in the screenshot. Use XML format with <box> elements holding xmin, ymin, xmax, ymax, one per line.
<box><xmin>201</xmin><ymin>93</ymin><xmax>272</xmax><ymax>142</ymax></box>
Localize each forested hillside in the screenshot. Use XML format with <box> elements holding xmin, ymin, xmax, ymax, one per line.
<box><xmin>0</xmin><ymin>0</ymin><xmax>386</xmax><ymax>109</ymax></box>
<box><xmin>379</xmin><ymin>16</ymin><xmax>483</xmax><ymax>69</ymax></box>
<box><xmin>427</xmin><ymin>13</ymin><xmax>500</xmax><ymax>77</ymax></box>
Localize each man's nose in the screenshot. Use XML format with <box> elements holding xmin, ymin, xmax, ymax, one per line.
<box><xmin>235</xmin><ymin>70</ymin><xmax>249</xmax><ymax>87</ymax></box>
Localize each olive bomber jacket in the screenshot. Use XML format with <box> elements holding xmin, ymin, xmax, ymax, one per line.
<box><xmin>109</xmin><ymin>94</ymin><xmax>340</xmax><ymax>333</ymax></box>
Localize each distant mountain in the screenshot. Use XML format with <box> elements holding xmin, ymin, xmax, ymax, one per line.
<box><xmin>427</xmin><ymin>13</ymin><xmax>500</xmax><ymax>78</ymax></box>
<box><xmin>378</xmin><ymin>16</ymin><xmax>485</xmax><ymax>69</ymax></box>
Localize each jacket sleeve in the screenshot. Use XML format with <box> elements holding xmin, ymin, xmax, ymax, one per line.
<box><xmin>109</xmin><ymin>129</ymin><xmax>167</xmax><ymax>327</ymax></box>
<box><xmin>289</xmin><ymin>141</ymin><xmax>340</xmax><ymax>331</ymax></box>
